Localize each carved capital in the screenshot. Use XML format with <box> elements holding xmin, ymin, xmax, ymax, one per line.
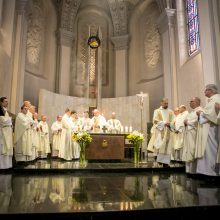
<box><xmin>16</xmin><ymin>0</ymin><xmax>32</xmax><ymax>18</ymax></box>
<box><xmin>16</xmin><ymin>0</ymin><xmax>28</xmax><ymax>12</ymax></box>
<box><xmin>111</xmin><ymin>34</ymin><xmax>130</xmax><ymax>50</ymax></box>
<box><xmin>57</xmin><ymin>28</ymin><xmax>74</xmax><ymax>46</ymax></box>
<box><xmin>157</xmin><ymin>8</ymin><xmax>176</xmax><ymax>34</ymax></box>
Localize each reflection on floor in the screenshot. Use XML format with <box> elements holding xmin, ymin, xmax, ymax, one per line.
<box><xmin>0</xmin><ymin>160</ymin><xmax>220</xmax><ymax>219</ymax></box>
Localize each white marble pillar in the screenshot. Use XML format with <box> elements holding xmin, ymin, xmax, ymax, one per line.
<box><xmin>96</xmin><ymin>45</ymin><xmax>102</xmax><ymax>110</ymax></box>
<box><xmin>198</xmin><ymin>0</ymin><xmax>218</xmax><ymax>85</ymax></box>
<box><xmin>96</xmin><ymin>26</ymin><xmax>103</xmax><ymax>110</ymax></box>
<box><xmin>157</xmin><ymin>8</ymin><xmax>177</xmax><ymax>109</ymax></box>
<box><xmin>211</xmin><ymin>0</ymin><xmax>220</xmax><ymax>87</ymax></box>
<box><xmin>111</xmin><ymin>34</ymin><xmax>130</xmax><ymax>97</ymax></box>
<box><xmin>56</xmin><ymin>28</ymin><xmax>74</xmax><ymax>95</ymax></box>
<box><xmin>176</xmin><ymin>0</ymin><xmax>188</xmax><ymax>66</ymax></box>
<box><xmin>10</xmin><ymin>0</ymin><xmax>31</xmax><ymax>114</ymax></box>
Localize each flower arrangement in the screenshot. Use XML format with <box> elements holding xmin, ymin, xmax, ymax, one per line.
<box><xmin>71</xmin><ymin>131</ymin><xmax>92</xmax><ymax>145</ymax></box>
<box><xmin>71</xmin><ymin>131</ymin><xmax>92</xmax><ymax>166</ymax></box>
<box><xmin>127</xmin><ymin>131</ymin><xmax>144</xmax><ymax>145</ymax></box>
<box><xmin>127</xmin><ymin>131</ymin><xmax>144</xmax><ymax>164</ymax></box>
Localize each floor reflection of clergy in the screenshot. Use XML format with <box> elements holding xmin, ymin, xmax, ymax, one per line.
<box><xmin>107</xmin><ymin>112</ymin><xmax>122</xmax><ymax>133</ymax></box>
<box><xmin>49</xmin><ymin>176</ymin><xmax>65</xmax><ymax>204</ymax></box>
<box><xmin>0</xmin><ymin>175</ymin><xmax>12</xmax><ymax>212</ymax></box>
<box><xmin>90</xmin><ymin>109</ymin><xmax>106</xmax><ymax>133</ymax></box>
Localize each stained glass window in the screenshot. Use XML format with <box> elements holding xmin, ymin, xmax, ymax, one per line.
<box><xmin>186</xmin><ymin>0</ymin><xmax>200</xmax><ymax>55</ymax></box>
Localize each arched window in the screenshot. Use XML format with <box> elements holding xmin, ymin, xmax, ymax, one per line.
<box><xmin>186</xmin><ymin>0</ymin><xmax>200</xmax><ymax>56</ymax></box>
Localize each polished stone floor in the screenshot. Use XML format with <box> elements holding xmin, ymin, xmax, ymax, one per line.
<box><xmin>0</xmin><ymin>159</ymin><xmax>220</xmax><ymax>219</ymax></box>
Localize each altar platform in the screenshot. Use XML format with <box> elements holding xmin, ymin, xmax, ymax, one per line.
<box><xmin>11</xmin><ymin>158</ymin><xmax>185</xmax><ymax>174</ymax></box>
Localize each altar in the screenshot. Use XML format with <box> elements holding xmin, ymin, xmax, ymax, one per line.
<box><xmin>85</xmin><ymin>133</ymin><xmax>125</xmax><ymax>160</ymax></box>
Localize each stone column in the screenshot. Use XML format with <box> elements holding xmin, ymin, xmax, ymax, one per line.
<box><xmin>10</xmin><ymin>0</ymin><xmax>30</xmax><ymax>114</ymax></box>
<box><xmin>56</xmin><ymin>28</ymin><xmax>74</xmax><ymax>95</ymax></box>
<box><xmin>111</xmin><ymin>34</ymin><xmax>130</xmax><ymax>97</ymax></box>
<box><xmin>198</xmin><ymin>0</ymin><xmax>219</xmax><ymax>85</ymax></box>
<box><xmin>157</xmin><ymin>8</ymin><xmax>177</xmax><ymax>109</ymax></box>
<box><xmin>96</xmin><ymin>43</ymin><xmax>102</xmax><ymax>110</ymax></box>
<box><xmin>211</xmin><ymin>0</ymin><xmax>220</xmax><ymax>87</ymax></box>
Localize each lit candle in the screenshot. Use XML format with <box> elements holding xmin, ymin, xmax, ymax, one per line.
<box><xmin>129</xmin><ymin>126</ymin><xmax>132</xmax><ymax>132</ymax></box>
<box><xmin>125</xmin><ymin>126</ymin><xmax>128</xmax><ymax>133</ymax></box>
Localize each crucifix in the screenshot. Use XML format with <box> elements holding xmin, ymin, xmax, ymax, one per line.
<box><xmin>136</xmin><ymin>91</ymin><xmax>147</xmax><ymax>133</ymax></box>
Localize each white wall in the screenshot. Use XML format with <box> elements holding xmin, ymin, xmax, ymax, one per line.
<box><xmin>38</xmin><ymin>89</ymin><xmax>150</xmax><ymax>151</ymax></box>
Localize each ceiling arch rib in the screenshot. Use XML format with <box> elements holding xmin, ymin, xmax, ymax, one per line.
<box><xmin>107</xmin><ymin>0</ymin><xmax>128</xmax><ymax>36</ymax></box>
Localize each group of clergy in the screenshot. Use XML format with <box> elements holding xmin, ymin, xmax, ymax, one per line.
<box><xmin>148</xmin><ymin>84</ymin><xmax>220</xmax><ymax>177</ymax></box>
<box><xmin>51</xmin><ymin>108</ymin><xmax>122</xmax><ymax>160</ymax></box>
<box><xmin>0</xmin><ymin>99</ymin><xmax>123</xmax><ymax>169</ymax></box>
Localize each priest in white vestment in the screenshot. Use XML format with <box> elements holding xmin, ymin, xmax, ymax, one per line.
<box><xmin>169</xmin><ymin>107</ymin><xmax>180</xmax><ymax>160</ymax></box>
<box><xmin>216</xmin><ymin>104</ymin><xmax>220</xmax><ymax>164</ymax></box>
<box><xmin>31</xmin><ymin>112</ymin><xmax>40</xmax><ymax>160</ymax></box>
<box><xmin>90</xmin><ymin>109</ymin><xmax>107</xmax><ymax>133</ymax></box>
<box><xmin>70</xmin><ymin>111</ymin><xmax>80</xmax><ymax>159</ymax></box>
<box><xmin>26</xmin><ymin>105</ymin><xmax>39</xmax><ymax>161</ymax></box>
<box><xmin>51</xmin><ymin>115</ymin><xmax>62</xmax><ymax>157</ymax></box>
<box><xmin>182</xmin><ymin>97</ymin><xmax>202</xmax><ymax>174</ymax></box>
<box><xmin>147</xmin><ymin>98</ymin><xmax>174</xmax><ymax>165</ymax></box>
<box><xmin>14</xmin><ymin>105</ymin><xmax>34</xmax><ymax>162</ymax></box>
<box><xmin>0</xmin><ymin>97</ymin><xmax>13</xmax><ymax>169</ymax></box>
<box><xmin>38</xmin><ymin>115</ymin><xmax>50</xmax><ymax>158</ymax></box>
<box><xmin>71</xmin><ymin>111</ymin><xmax>82</xmax><ymax>132</ymax></box>
<box><xmin>172</xmin><ymin>105</ymin><xmax>189</xmax><ymax>161</ymax></box>
<box><xmin>81</xmin><ymin>111</ymin><xmax>92</xmax><ymax>131</ymax></box>
<box><xmin>107</xmin><ymin>112</ymin><xmax>122</xmax><ymax>133</ymax></box>
<box><xmin>195</xmin><ymin>84</ymin><xmax>220</xmax><ymax>176</ymax></box>
<box><xmin>59</xmin><ymin>109</ymin><xmax>73</xmax><ymax>160</ymax></box>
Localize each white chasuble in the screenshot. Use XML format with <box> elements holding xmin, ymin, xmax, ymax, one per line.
<box><xmin>14</xmin><ymin>113</ymin><xmax>34</xmax><ymax>161</ymax></box>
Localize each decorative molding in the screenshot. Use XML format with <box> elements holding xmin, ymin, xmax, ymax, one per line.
<box><xmin>107</xmin><ymin>0</ymin><xmax>128</xmax><ymax>36</ymax></box>
<box><xmin>57</xmin><ymin>28</ymin><xmax>74</xmax><ymax>46</ymax></box>
<box><xmin>26</xmin><ymin>0</ymin><xmax>44</xmax><ymax>66</ymax></box>
<box><xmin>144</xmin><ymin>19</ymin><xmax>161</xmax><ymax>67</ymax></box>
<box><xmin>16</xmin><ymin>0</ymin><xmax>28</xmax><ymax>13</ymax></box>
<box><xmin>111</xmin><ymin>34</ymin><xmax>130</xmax><ymax>50</ymax></box>
<box><xmin>16</xmin><ymin>0</ymin><xmax>33</xmax><ymax>18</ymax></box>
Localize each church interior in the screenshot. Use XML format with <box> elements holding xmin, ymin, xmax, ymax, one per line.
<box><xmin>1</xmin><ymin>0</ymin><xmax>220</xmax><ymax>219</ymax></box>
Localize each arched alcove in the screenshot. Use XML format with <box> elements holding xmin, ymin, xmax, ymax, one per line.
<box><xmin>128</xmin><ymin>0</ymin><xmax>163</xmax><ymax>117</ymax></box>
<box><xmin>70</xmin><ymin>4</ymin><xmax>114</xmax><ymax>98</ymax></box>
<box><xmin>24</xmin><ymin>0</ymin><xmax>57</xmax><ymax>106</ymax></box>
